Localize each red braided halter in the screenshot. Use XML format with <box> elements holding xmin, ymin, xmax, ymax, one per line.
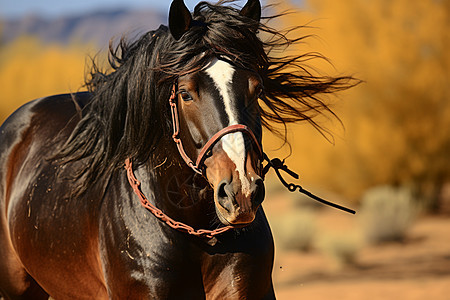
<box><xmin>124</xmin><ymin>158</ymin><xmax>233</xmax><ymax>238</ymax></box>
<box><xmin>123</xmin><ymin>84</ymin><xmax>264</xmax><ymax>239</ymax></box>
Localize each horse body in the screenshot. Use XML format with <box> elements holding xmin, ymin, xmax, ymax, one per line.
<box><xmin>0</xmin><ymin>93</ymin><xmax>275</xmax><ymax>299</ymax></box>
<box><xmin>1</xmin><ymin>0</ymin><xmax>355</xmax><ymax>298</ymax></box>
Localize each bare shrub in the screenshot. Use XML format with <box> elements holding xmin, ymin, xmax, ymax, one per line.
<box><xmin>360</xmin><ymin>185</ymin><xmax>417</xmax><ymax>244</ymax></box>
<box><xmin>317</xmin><ymin>232</ymin><xmax>362</xmax><ymax>269</ymax></box>
<box><xmin>271</xmin><ymin>210</ymin><xmax>317</xmax><ymax>252</ymax></box>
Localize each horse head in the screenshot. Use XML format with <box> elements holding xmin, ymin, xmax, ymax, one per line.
<box><xmin>168</xmin><ymin>0</ymin><xmax>265</xmax><ymax>226</ymax></box>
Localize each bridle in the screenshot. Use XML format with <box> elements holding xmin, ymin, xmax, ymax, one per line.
<box><xmin>168</xmin><ymin>84</ymin><xmax>263</xmax><ymax>176</ymax></box>
<box><xmin>124</xmin><ymin>82</ymin><xmax>356</xmax><ymax>240</ymax></box>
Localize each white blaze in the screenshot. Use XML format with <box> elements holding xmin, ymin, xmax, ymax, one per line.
<box><xmin>205</xmin><ymin>59</ymin><xmax>251</xmax><ymax>196</ymax></box>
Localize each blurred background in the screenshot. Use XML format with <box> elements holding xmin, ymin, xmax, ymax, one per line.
<box><xmin>1</xmin><ymin>0</ymin><xmax>449</xmax><ymax>299</ymax></box>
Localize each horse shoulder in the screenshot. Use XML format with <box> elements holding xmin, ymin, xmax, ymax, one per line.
<box><xmin>0</xmin><ymin>92</ymin><xmax>108</xmax><ymax>299</ymax></box>
<box><xmin>0</xmin><ymin>92</ymin><xmax>91</xmax><ymax>214</ymax></box>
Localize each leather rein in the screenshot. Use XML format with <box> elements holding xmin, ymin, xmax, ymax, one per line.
<box><xmin>124</xmin><ymin>84</ymin><xmax>356</xmax><ymax>239</ymax></box>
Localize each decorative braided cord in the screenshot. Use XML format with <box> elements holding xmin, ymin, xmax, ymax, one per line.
<box><xmin>124</xmin><ymin>158</ymin><xmax>233</xmax><ymax>239</ymax></box>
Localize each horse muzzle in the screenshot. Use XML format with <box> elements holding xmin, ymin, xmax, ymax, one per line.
<box><xmin>214</xmin><ymin>174</ymin><xmax>265</xmax><ymax>226</ymax></box>
<box><xmin>203</xmin><ymin>145</ymin><xmax>265</xmax><ymax>226</ymax></box>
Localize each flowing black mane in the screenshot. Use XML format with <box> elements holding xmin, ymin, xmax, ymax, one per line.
<box><xmin>55</xmin><ymin>0</ymin><xmax>355</xmax><ymax>194</ymax></box>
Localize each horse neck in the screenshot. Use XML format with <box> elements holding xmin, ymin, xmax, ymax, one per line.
<box><xmin>137</xmin><ymin>143</ymin><xmax>217</xmax><ymax>231</ymax></box>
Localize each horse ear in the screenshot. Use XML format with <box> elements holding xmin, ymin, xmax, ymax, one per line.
<box><xmin>169</xmin><ymin>0</ymin><xmax>193</xmax><ymax>40</ymax></box>
<box><xmin>239</xmin><ymin>0</ymin><xmax>261</xmax><ymax>22</ymax></box>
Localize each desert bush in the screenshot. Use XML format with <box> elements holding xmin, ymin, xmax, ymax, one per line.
<box><xmin>360</xmin><ymin>185</ymin><xmax>417</xmax><ymax>244</ymax></box>
<box><xmin>317</xmin><ymin>232</ymin><xmax>361</xmax><ymax>269</ymax></box>
<box><xmin>271</xmin><ymin>209</ymin><xmax>317</xmax><ymax>252</ymax></box>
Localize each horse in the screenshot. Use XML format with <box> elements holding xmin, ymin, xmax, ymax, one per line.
<box><xmin>0</xmin><ymin>0</ymin><xmax>354</xmax><ymax>298</ymax></box>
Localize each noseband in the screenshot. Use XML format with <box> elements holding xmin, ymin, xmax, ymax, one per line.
<box><xmin>168</xmin><ymin>84</ymin><xmax>263</xmax><ymax>175</ymax></box>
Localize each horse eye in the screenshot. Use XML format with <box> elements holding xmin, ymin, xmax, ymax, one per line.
<box><xmin>179</xmin><ymin>91</ymin><xmax>193</xmax><ymax>102</ymax></box>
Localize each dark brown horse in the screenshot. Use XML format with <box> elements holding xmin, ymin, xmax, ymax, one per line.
<box><xmin>0</xmin><ymin>0</ymin><xmax>354</xmax><ymax>298</ymax></box>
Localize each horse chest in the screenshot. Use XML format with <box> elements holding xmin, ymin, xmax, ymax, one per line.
<box><xmin>99</xmin><ymin>204</ymin><xmax>273</xmax><ymax>299</ymax></box>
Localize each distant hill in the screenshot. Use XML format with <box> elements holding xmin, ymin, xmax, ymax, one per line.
<box><xmin>0</xmin><ymin>9</ymin><xmax>167</xmax><ymax>48</ymax></box>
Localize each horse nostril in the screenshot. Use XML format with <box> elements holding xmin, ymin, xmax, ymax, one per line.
<box><xmin>216</xmin><ymin>180</ymin><xmax>233</xmax><ymax>213</ymax></box>
<box><xmin>218</xmin><ymin>181</ymin><xmax>227</xmax><ymax>199</ymax></box>
<box><xmin>251</xmin><ymin>178</ymin><xmax>265</xmax><ymax>207</ymax></box>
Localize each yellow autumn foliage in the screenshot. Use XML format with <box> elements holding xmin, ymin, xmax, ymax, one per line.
<box><xmin>0</xmin><ymin>36</ymin><xmax>93</xmax><ymax>121</ymax></box>
<box><xmin>268</xmin><ymin>0</ymin><xmax>450</xmax><ymax>206</ymax></box>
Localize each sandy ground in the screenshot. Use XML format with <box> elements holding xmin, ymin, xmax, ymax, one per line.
<box><xmin>265</xmin><ymin>195</ymin><xmax>450</xmax><ymax>300</ymax></box>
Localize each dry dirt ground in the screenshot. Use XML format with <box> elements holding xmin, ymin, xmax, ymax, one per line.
<box><xmin>265</xmin><ymin>197</ymin><xmax>450</xmax><ymax>300</ymax></box>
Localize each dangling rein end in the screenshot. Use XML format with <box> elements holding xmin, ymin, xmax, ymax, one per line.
<box><xmin>262</xmin><ymin>154</ymin><xmax>356</xmax><ymax>215</ymax></box>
